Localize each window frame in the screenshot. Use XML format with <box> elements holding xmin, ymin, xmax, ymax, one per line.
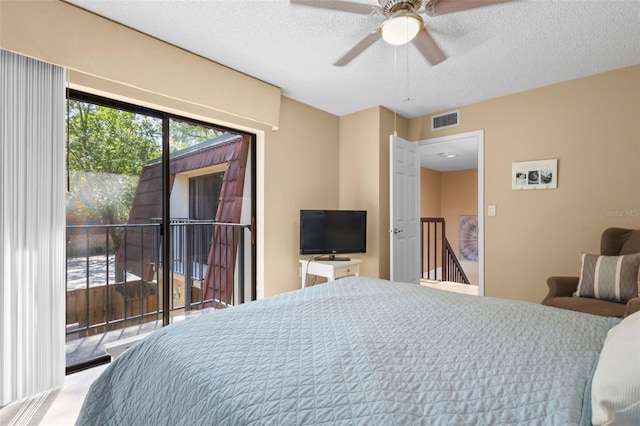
<box><xmin>65</xmin><ymin>90</ymin><xmax>257</xmax><ymax>371</ymax></box>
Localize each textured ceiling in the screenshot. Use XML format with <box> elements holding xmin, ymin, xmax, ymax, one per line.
<box><xmin>67</xmin><ymin>0</ymin><xmax>640</xmax><ymax>121</ymax></box>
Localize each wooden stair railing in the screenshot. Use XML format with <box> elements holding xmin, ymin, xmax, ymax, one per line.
<box><xmin>421</xmin><ymin>217</ymin><xmax>470</xmax><ymax>284</ymax></box>
<box><xmin>444</xmin><ymin>237</ymin><xmax>470</xmax><ymax>284</ymax></box>
<box><xmin>421</xmin><ymin>217</ymin><xmax>445</xmax><ymax>281</ymax></box>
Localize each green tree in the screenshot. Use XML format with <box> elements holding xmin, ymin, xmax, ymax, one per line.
<box><xmin>67</xmin><ymin>100</ymin><xmax>162</xmax><ymax>176</ymax></box>
<box><xmin>169</xmin><ymin>118</ymin><xmax>226</xmax><ymax>152</ymax></box>
<box><xmin>66</xmin><ymin>101</ymin><xmax>226</xmax><ymax>260</ymax></box>
<box><xmin>67</xmin><ymin>101</ymin><xmax>162</xmax><ymax>260</ymax></box>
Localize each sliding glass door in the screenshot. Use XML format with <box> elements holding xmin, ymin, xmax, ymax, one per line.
<box><xmin>65</xmin><ymin>91</ymin><xmax>255</xmax><ymax>371</ymax></box>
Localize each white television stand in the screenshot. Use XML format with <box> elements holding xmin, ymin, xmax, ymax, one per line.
<box><xmin>299</xmin><ymin>259</ymin><xmax>362</xmax><ymax>288</ymax></box>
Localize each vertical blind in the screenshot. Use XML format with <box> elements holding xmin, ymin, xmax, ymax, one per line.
<box><xmin>0</xmin><ymin>50</ymin><xmax>65</xmax><ymax>406</ymax></box>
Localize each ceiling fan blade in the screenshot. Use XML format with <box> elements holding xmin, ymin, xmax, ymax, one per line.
<box><xmin>291</xmin><ymin>0</ymin><xmax>376</xmax><ymax>15</ymax></box>
<box><xmin>424</xmin><ymin>0</ymin><xmax>512</xmax><ymax>17</ymax></box>
<box><xmin>334</xmin><ymin>29</ymin><xmax>381</xmax><ymax>66</ymax></box>
<box><xmin>412</xmin><ymin>27</ymin><xmax>446</xmax><ymax>66</ymax></box>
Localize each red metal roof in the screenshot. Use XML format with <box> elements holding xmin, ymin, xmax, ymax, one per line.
<box><xmin>117</xmin><ymin>134</ymin><xmax>250</xmax><ymax>306</ymax></box>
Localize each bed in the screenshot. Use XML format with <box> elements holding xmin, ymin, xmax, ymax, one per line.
<box><xmin>76</xmin><ymin>276</ymin><xmax>638</xmax><ymax>425</ymax></box>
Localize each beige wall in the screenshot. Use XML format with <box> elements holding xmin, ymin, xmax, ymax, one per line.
<box><xmin>338</xmin><ymin>106</ymin><xmax>407</xmax><ymax>279</ymax></box>
<box><xmin>263</xmin><ymin>98</ymin><xmax>340</xmax><ymax>296</ymax></box>
<box><xmin>339</xmin><ymin>107</ymin><xmax>380</xmax><ymax>277</ymax></box>
<box><xmin>0</xmin><ymin>1</ymin><xmax>281</xmax><ymax>131</ymax></box>
<box><xmin>441</xmin><ymin>169</ymin><xmax>478</xmax><ymax>284</ymax></box>
<box><xmin>441</xmin><ymin>169</ymin><xmax>478</xmax><ymax>259</ymax></box>
<box><xmin>420</xmin><ymin>168</ymin><xmax>442</xmax><ymax>217</ymax></box>
<box><xmin>409</xmin><ymin>65</ymin><xmax>640</xmax><ymax>302</ymax></box>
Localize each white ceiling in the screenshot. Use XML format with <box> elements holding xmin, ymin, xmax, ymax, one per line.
<box><xmin>66</xmin><ymin>0</ymin><xmax>640</xmax><ymax>119</ymax></box>
<box><xmin>419</xmin><ymin>134</ymin><xmax>479</xmax><ymax>171</ymax></box>
<box><xmin>67</xmin><ymin>0</ymin><xmax>639</xmax><ymax>170</ymax></box>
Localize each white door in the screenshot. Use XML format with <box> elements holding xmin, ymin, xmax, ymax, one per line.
<box><xmin>390</xmin><ymin>135</ymin><xmax>420</xmax><ymax>284</ymax></box>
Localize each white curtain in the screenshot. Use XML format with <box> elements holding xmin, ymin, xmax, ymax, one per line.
<box><xmin>0</xmin><ymin>50</ymin><xmax>66</xmax><ymax>406</ymax></box>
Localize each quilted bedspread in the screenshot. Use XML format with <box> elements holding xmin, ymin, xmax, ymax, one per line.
<box><xmin>76</xmin><ymin>276</ymin><xmax>616</xmax><ymax>425</ymax></box>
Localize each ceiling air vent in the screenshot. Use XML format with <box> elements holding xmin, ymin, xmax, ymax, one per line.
<box><xmin>431</xmin><ymin>110</ymin><xmax>459</xmax><ymax>130</ymax></box>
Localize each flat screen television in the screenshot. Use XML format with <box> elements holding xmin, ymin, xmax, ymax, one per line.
<box><xmin>299</xmin><ymin>210</ymin><xmax>367</xmax><ymax>260</ymax></box>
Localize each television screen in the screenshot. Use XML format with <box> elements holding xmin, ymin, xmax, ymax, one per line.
<box><xmin>300</xmin><ymin>210</ymin><xmax>367</xmax><ymax>257</ymax></box>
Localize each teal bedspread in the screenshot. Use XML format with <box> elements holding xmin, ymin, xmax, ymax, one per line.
<box><xmin>76</xmin><ymin>276</ymin><xmax>615</xmax><ymax>425</ymax></box>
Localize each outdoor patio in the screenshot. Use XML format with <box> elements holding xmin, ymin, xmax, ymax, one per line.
<box><xmin>66</xmin><ymin>255</ymin><xmax>140</xmax><ymax>291</ymax></box>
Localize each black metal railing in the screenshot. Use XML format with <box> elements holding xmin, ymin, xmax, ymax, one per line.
<box><xmin>444</xmin><ymin>238</ymin><xmax>470</xmax><ymax>284</ymax></box>
<box><xmin>165</xmin><ymin>218</ymin><xmax>211</xmax><ymax>279</ymax></box>
<box><xmin>153</xmin><ymin>219</ymin><xmax>250</xmax><ymax>311</ymax></box>
<box><xmin>420</xmin><ymin>217</ymin><xmax>470</xmax><ymax>284</ymax></box>
<box><xmin>66</xmin><ymin>223</ymin><xmax>160</xmax><ymax>338</ymax></box>
<box><xmin>421</xmin><ymin>217</ymin><xmax>445</xmax><ymax>281</ymax></box>
<box><xmin>65</xmin><ymin>220</ymin><xmax>250</xmax><ymax>338</ymax></box>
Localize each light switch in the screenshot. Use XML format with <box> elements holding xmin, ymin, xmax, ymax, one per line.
<box><xmin>488</xmin><ymin>205</ymin><xmax>497</xmax><ymax>217</ymax></box>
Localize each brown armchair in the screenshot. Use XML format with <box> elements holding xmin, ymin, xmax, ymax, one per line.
<box><xmin>542</xmin><ymin>227</ymin><xmax>640</xmax><ymax>318</ymax></box>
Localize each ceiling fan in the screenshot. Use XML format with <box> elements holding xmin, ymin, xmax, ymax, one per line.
<box><xmin>291</xmin><ymin>0</ymin><xmax>511</xmax><ymax>66</ymax></box>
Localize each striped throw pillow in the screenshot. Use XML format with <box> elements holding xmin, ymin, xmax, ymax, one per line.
<box><xmin>575</xmin><ymin>253</ymin><xmax>640</xmax><ymax>303</ymax></box>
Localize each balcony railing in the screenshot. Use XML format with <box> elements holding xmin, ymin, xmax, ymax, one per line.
<box><xmin>65</xmin><ymin>220</ymin><xmax>250</xmax><ymax>340</ymax></box>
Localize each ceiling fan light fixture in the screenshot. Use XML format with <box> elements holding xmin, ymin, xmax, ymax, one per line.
<box><xmin>380</xmin><ymin>11</ymin><xmax>423</xmax><ymax>45</ymax></box>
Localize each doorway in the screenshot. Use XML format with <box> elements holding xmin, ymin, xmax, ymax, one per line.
<box><xmin>417</xmin><ymin>130</ymin><xmax>484</xmax><ymax>295</ymax></box>
<box><xmin>65</xmin><ymin>90</ymin><xmax>257</xmax><ymax>371</ymax></box>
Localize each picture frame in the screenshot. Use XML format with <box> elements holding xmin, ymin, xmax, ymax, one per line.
<box><xmin>512</xmin><ymin>158</ymin><xmax>557</xmax><ymax>190</ymax></box>
<box><xmin>459</xmin><ymin>215</ymin><xmax>478</xmax><ymax>261</ymax></box>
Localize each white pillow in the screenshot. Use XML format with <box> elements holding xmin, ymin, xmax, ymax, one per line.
<box><xmin>591</xmin><ymin>310</ymin><xmax>640</xmax><ymax>425</ymax></box>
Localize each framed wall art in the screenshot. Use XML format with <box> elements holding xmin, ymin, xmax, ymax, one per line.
<box><xmin>512</xmin><ymin>158</ymin><xmax>557</xmax><ymax>190</ymax></box>
<box><xmin>459</xmin><ymin>215</ymin><xmax>478</xmax><ymax>261</ymax></box>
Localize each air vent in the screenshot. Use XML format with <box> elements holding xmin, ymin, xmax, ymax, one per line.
<box><xmin>431</xmin><ymin>110</ymin><xmax>459</xmax><ymax>130</ymax></box>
